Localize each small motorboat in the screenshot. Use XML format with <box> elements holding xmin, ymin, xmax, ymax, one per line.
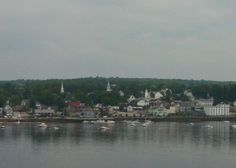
<box><xmin>53</xmin><ymin>126</ymin><xmax>59</xmax><ymax>130</ymax></box>
<box><xmin>107</xmin><ymin>120</ymin><xmax>115</xmax><ymax>124</ymax></box>
<box><xmin>231</xmin><ymin>125</ymin><xmax>236</xmax><ymax>129</ymax></box>
<box><xmin>1</xmin><ymin>125</ymin><xmax>6</xmax><ymax>129</ymax></box>
<box><xmin>100</xmin><ymin>126</ymin><xmax>110</xmax><ymax>131</ymax></box>
<box><xmin>142</xmin><ymin>123</ymin><xmax>148</xmax><ymax>127</ymax></box>
<box><xmin>130</xmin><ymin>122</ymin><xmax>136</xmax><ymax>127</ymax></box>
<box><xmin>39</xmin><ymin>123</ymin><xmax>47</xmax><ymax>128</ymax></box>
<box><xmin>205</xmin><ymin>125</ymin><xmax>213</xmax><ymax>129</ymax></box>
<box><xmin>133</xmin><ymin>120</ymin><xmax>140</xmax><ymax>124</ymax></box>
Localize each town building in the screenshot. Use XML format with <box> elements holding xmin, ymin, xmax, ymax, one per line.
<box><xmin>147</xmin><ymin>106</ymin><xmax>169</xmax><ymax>117</ymax></box>
<box><xmin>184</xmin><ymin>90</ymin><xmax>195</xmax><ymax>101</ymax></box>
<box><xmin>4</xmin><ymin>104</ymin><xmax>13</xmax><ymax>117</ymax></box>
<box><xmin>127</xmin><ymin>105</ymin><xmax>133</xmax><ymax>112</ymax></box>
<box><xmin>67</xmin><ymin>101</ymin><xmax>82</xmax><ymax>113</ymax></box>
<box><xmin>137</xmin><ymin>100</ymin><xmax>149</xmax><ymax>107</ymax></box>
<box><xmin>204</xmin><ymin>103</ymin><xmax>230</xmax><ymax>116</ymax></box>
<box><xmin>195</xmin><ymin>98</ymin><xmax>214</xmax><ymax>107</ymax></box>
<box><xmin>34</xmin><ymin>107</ymin><xmax>55</xmax><ymax>117</ymax></box>
<box><xmin>128</xmin><ymin>95</ymin><xmax>136</xmax><ymax>102</ymax></box>
<box><xmin>176</xmin><ymin>101</ymin><xmax>195</xmax><ymax>113</ymax></box>
<box><xmin>154</xmin><ymin>92</ymin><xmax>163</xmax><ymax>99</ymax></box>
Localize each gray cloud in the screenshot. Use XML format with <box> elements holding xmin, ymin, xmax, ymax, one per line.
<box><xmin>0</xmin><ymin>0</ymin><xmax>236</xmax><ymax>80</ymax></box>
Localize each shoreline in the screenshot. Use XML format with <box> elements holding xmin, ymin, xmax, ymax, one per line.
<box><xmin>1</xmin><ymin>115</ymin><xmax>236</xmax><ymax>123</ymax></box>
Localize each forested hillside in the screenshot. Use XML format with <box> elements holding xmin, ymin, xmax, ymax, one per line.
<box><xmin>0</xmin><ymin>77</ymin><xmax>235</xmax><ymax>107</ymax></box>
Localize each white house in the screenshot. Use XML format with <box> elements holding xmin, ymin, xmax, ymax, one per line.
<box><xmin>119</xmin><ymin>90</ymin><xmax>125</xmax><ymax>97</ymax></box>
<box><xmin>154</xmin><ymin>92</ymin><xmax>163</xmax><ymax>99</ymax></box>
<box><xmin>137</xmin><ymin>100</ymin><xmax>149</xmax><ymax>107</ymax></box>
<box><xmin>127</xmin><ymin>106</ymin><xmax>133</xmax><ymax>112</ymax></box>
<box><xmin>4</xmin><ymin>104</ymin><xmax>13</xmax><ymax>116</ymax></box>
<box><xmin>184</xmin><ymin>90</ymin><xmax>195</xmax><ymax>101</ymax></box>
<box><xmin>144</xmin><ymin>89</ymin><xmax>151</xmax><ymax>99</ymax></box>
<box><xmin>128</xmin><ymin>95</ymin><xmax>136</xmax><ymax>102</ymax></box>
<box><xmin>196</xmin><ymin>98</ymin><xmax>214</xmax><ymax>107</ymax></box>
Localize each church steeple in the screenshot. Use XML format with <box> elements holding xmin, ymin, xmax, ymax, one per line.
<box><xmin>60</xmin><ymin>82</ymin><xmax>64</xmax><ymax>94</ymax></box>
<box><xmin>106</xmin><ymin>81</ymin><xmax>112</xmax><ymax>92</ymax></box>
<box><xmin>145</xmin><ymin>89</ymin><xmax>150</xmax><ymax>99</ymax></box>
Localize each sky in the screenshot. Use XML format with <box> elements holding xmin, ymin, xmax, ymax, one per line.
<box><xmin>0</xmin><ymin>0</ymin><xmax>236</xmax><ymax>81</ymax></box>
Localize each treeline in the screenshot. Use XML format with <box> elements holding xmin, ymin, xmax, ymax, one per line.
<box><xmin>0</xmin><ymin>77</ymin><xmax>236</xmax><ymax>107</ymax></box>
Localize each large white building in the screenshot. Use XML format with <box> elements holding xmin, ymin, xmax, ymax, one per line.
<box><xmin>204</xmin><ymin>103</ymin><xmax>230</xmax><ymax>116</ymax></box>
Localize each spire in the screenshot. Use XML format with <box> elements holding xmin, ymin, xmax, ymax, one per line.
<box><xmin>106</xmin><ymin>81</ymin><xmax>112</xmax><ymax>92</ymax></box>
<box><xmin>145</xmin><ymin>89</ymin><xmax>150</xmax><ymax>99</ymax></box>
<box><xmin>60</xmin><ymin>82</ymin><xmax>64</xmax><ymax>94</ymax></box>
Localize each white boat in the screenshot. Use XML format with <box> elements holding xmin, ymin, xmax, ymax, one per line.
<box><xmin>53</xmin><ymin>126</ymin><xmax>59</xmax><ymax>130</ymax></box>
<box><xmin>142</xmin><ymin>123</ymin><xmax>148</xmax><ymax>127</ymax></box>
<box><xmin>39</xmin><ymin>123</ymin><xmax>47</xmax><ymax>128</ymax></box>
<box><xmin>224</xmin><ymin>121</ymin><xmax>230</xmax><ymax>123</ymax></box>
<box><xmin>231</xmin><ymin>125</ymin><xmax>236</xmax><ymax>128</ymax></box>
<box><xmin>95</xmin><ymin>120</ymin><xmax>106</xmax><ymax>124</ymax></box>
<box><xmin>1</xmin><ymin>125</ymin><xmax>6</xmax><ymax>129</ymax></box>
<box><xmin>145</xmin><ymin>120</ymin><xmax>152</xmax><ymax>124</ymax></box>
<box><xmin>205</xmin><ymin>125</ymin><xmax>213</xmax><ymax>129</ymax></box>
<box><xmin>100</xmin><ymin>126</ymin><xmax>110</xmax><ymax>131</ymax></box>
<box><xmin>83</xmin><ymin>120</ymin><xmax>90</xmax><ymax>124</ymax></box>
<box><xmin>130</xmin><ymin>122</ymin><xmax>136</xmax><ymax>126</ymax></box>
<box><xmin>142</xmin><ymin>120</ymin><xmax>152</xmax><ymax>127</ymax></box>
<box><xmin>107</xmin><ymin>120</ymin><xmax>115</xmax><ymax>124</ymax></box>
<box><xmin>190</xmin><ymin>123</ymin><xmax>195</xmax><ymax>126</ymax></box>
<box><xmin>133</xmin><ymin>120</ymin><xmax>140</xmax><ymax>124</ymax></box>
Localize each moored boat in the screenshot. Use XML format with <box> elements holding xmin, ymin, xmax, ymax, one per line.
<box><xmin>107</xmin><ymin>120</ymin><xmax>115</xmax><ymax>124</ymax></box>
<box><xmin>39</xmin><ymin>122</ymin><xmax>47</xmax><ymax>128</ymax></box>
<box><xmin>231</xmin><ymin>125</ymin><xmax>236</xmax><ymax>128</ymax></box>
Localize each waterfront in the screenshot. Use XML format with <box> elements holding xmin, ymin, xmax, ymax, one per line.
<box><xmin>1</xmin><ymin>121</ymin><xmax>236</xmax><ymax>168</ymax></box>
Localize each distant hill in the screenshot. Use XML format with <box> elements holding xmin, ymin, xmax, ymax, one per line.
<box><xmin>0</xmin><ymin>77</ymin><xmax>236</xmax><ymax>107</ymax></box>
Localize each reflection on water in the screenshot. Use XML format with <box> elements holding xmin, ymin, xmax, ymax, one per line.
<box><xmin>1</xmin><ymin>121</ymin><xmax>236</xmax><ymax>168</ymax></box>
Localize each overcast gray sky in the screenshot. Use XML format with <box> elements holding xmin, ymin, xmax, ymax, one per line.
<box><xmin>0</xmin><ymin>0</ymin><xmax>236</xmax><ymax>81</ymax></box>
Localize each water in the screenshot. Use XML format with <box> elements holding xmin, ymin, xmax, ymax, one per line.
<box><xmin>1</xmin><ymin>121</ymin><xmax>236</xmax><ymax>168</ymax></box>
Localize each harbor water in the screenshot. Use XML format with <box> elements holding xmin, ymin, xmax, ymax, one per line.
<box><xmin>0</xmin><ymin>121</ymin><xmax>236</xmax><ymax>168</ymax></box>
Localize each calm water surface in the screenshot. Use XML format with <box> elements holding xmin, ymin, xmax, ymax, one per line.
<box><xmin>1</xmin><ymin>121</ymin><xmax>236</xmax><ymax>168</ymax></box>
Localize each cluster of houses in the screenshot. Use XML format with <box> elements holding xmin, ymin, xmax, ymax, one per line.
<box><xmin>107</xmin><ymin>86</ymin><xmax>234</xmax><ymax>117</ymax></box>
<box><xmin>0</xmin><ymin>100</ymin><xmax>54</xmax><ymax>118</ymax></box>
<box><xmin>0</xmin><ymin>82</ymin><xmax>235</xmax><ymax>118</ymax></box>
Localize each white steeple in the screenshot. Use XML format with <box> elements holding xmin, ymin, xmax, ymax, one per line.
<box><xmin>106</xmin><ymin>81</ymin><xmax>112</xmax><ymax>92</ymax></box>
<box><xmin>60</xmin><ymin>82</ymin><xmax>64</xmax><ymax>94</ymax></box>
<box><xmin>145</xmin><ymin>89</ymin><xmax>150</xmax><ymax>99</ymax></box>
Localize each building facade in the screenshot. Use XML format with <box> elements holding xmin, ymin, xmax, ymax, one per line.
<box><xmin>204</xmin><ymin>103</ymin><xmax>230</xmax><ymax>116</ymax></box>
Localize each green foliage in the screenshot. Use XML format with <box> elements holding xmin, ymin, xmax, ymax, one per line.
<box><xmin>0</xmin><ymin>78</ymin><xmax>236</xmax><ymax>107</ymax></box>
